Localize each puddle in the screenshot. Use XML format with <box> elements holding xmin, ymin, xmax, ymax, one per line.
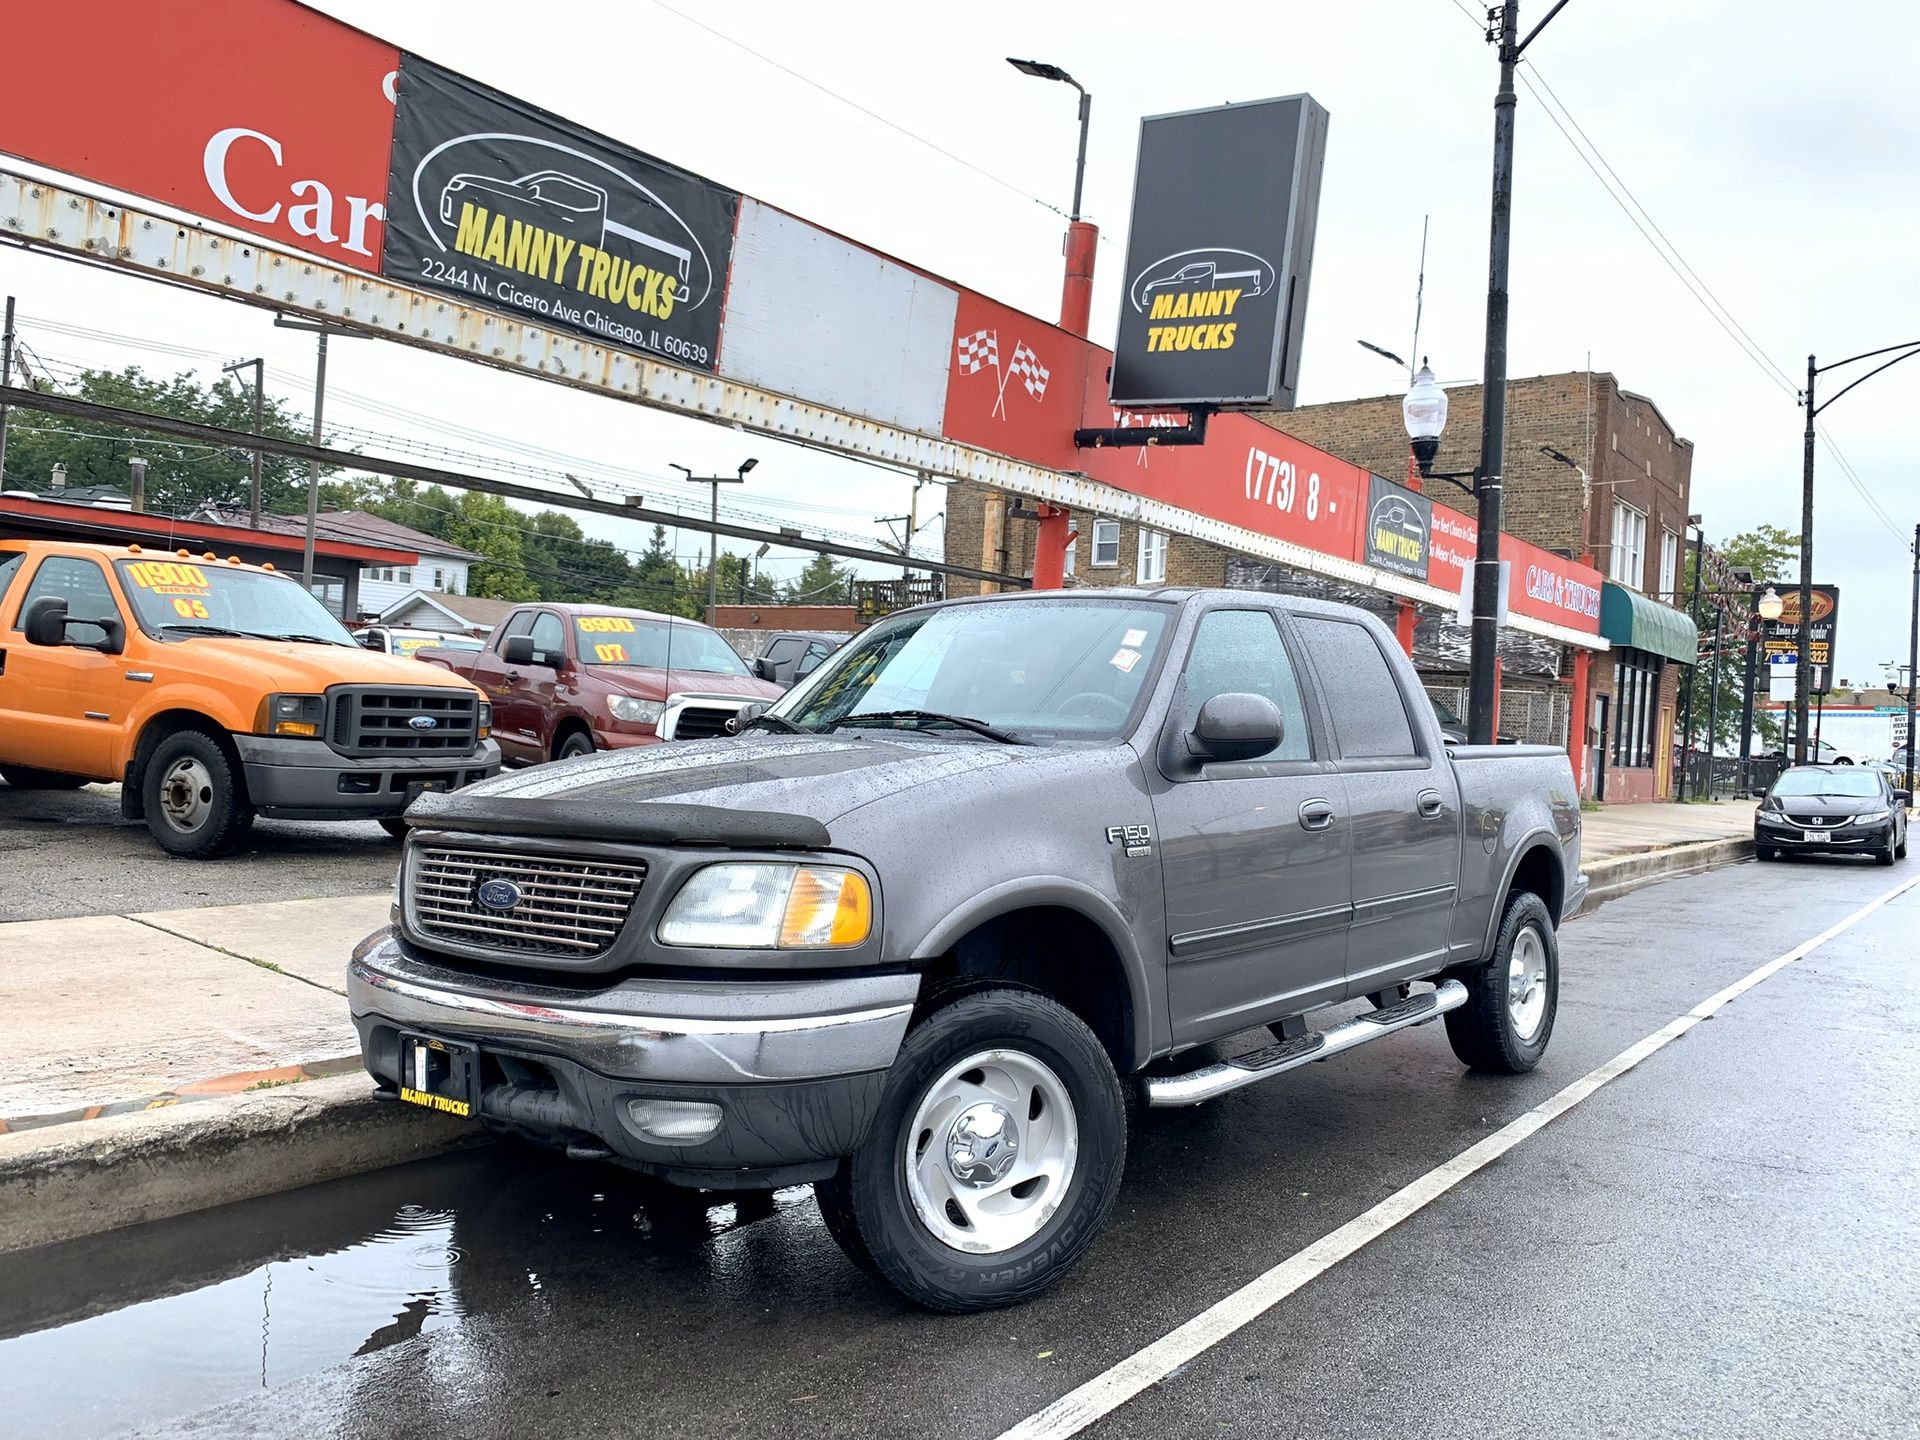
<box><xmin>0</xmin><ymin>1148</ymin><xmax>816</xmax><ymax>1436</ymax></box>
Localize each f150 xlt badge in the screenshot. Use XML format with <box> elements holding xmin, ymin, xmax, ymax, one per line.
<box><xmin>1106</xmin><ymin>824</ymin><xmax>1153</xmax><ymax>858</ymax></box>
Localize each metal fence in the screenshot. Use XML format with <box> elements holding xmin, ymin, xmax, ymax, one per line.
<box><xmin>1682</xmin><ymin>750</ymin><xmax>1782</xmax><ymax>799</ymax></box>
<box><xmin>1424</xmin><ymin>682</ymin><xmax>1570</xmax><ymax>748</ymax></box>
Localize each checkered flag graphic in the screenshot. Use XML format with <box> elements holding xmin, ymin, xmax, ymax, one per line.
<box><xmin>1008</xmin><ymin>342</ymin><xmax>1050</xmax><ymax>401</ymax></box>
<box><xmin>956</xmin><ymin>328</ymin><xmax>1000</xmax><ymax>376</ymax></box>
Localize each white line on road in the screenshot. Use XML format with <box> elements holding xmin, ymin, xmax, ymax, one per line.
<box><xmin>996</xmin><ymin>872</ymin><xmax>1920</xmax><ymax>1440</ymax></box>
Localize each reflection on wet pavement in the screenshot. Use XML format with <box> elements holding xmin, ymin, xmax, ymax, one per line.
<box><xmin>0</xmin><ymin>1148</ymin><xmax>815</xmax><ymax>1436</ymax></box>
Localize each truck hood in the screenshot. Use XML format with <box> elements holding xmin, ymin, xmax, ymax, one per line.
<box><xmin>448</xmin><ymin>730</ymin><xmax>1049</xmax><ymax>829</ymax></box>
<box><xmin>598</xmin><ymin>666</ymin><xmax>784</xmax><ymax>702</ymax></box>
<box><xmin>167</xmin><ymin>637</ymin><xmax>482</xmax><ymax>692</ymax></box>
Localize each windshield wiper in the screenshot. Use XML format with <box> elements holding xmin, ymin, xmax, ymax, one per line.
<box><xmin>253</xmin><ymin>632</ymin><xmax>351</xmax><ymax>646</ymax></box>
<box><xmin>835</xmin><ymin>710</ymin><xmax>1028</xmax><ymax>745</ymax></box>
<box><xmin>157</xmin><ymin>622</ymin><xmax>252</xmax><ymax>638</ymax></box>
<box><xmin>743</xmin><ymin>712</ymin><xmax>809</xmax><ymax>734</ymax></box>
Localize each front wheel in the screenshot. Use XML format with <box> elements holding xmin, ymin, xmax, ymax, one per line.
<box><xmin>378</xmin><ymin>817</ymin><xmax>410</xmax><ymax>841</ymax></box>
<box><xmin>1876</xmin><ymin>828</ymin><xmax>1897</xmax><ymax>866</ymax></box>
<box><xmin>816</xmin><ymin>988</ymin><xmax>1127</xmax><ymax>1313</ymax></box>
<box><xmin>1445</xmin><ymin>891</ymin><xmax>1558</xmax><ymax>1074</ymax></box>
<box><xmin>555</xmin><ymin>730</ymin><xmax>594</xmax><ymax>761</ymax></box>
<box><xmin>143</xmin><ymin>730</ymin><xmax>253</xmax><ymax>859</ymax></box>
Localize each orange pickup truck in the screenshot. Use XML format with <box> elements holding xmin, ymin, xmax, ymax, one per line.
<box><xmin>0</xmin><ymin>540</ymin><xmax>501</xmax><ymax>857</ymax></box>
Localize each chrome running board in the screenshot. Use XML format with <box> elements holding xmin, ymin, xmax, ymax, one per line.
<box><xmin>1144</xmin><ymin>979</ymin><xmax>1468</xmax><ymax>1108</ymax></box>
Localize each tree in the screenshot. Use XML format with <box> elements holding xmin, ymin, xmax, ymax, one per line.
<box><xmin>785</xmin><ymin>550</ymin><xmax>853</xmax><ymax>604</ymax></box>
<box><xmin>317</xmin><ymin>476</ymin><xmax>458</xmax><ymax>539</ymax></box>
<box><xmin>521</xmin><ymin>509</ymin><xmax>633</xmax><ymax>604</ymax></box>
<box><xmin>1680</xmin><ymin>526</ymin><xmax>1799</xmax><ymax>752</ymax></box>
<box><xmin>442</xmin><ymin>492</ymin><xmax>537</xmax><ymax>600</ymax></box>
<box><xmin>625</xmin><ymin>524</ymin><xmax>700</xmax><ymax>618</ymax></box>
<box><xmin>1</xmin><ymin>365</ymin><xmax>322</xmax><ymax>514</ymax></box>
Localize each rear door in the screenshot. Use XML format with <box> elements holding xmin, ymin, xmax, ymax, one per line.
<box><xmin>1290</xmin><ymin>615</ymin><xmax>1461</xmax><ymax>998</ymax></box>
<box><xmin>1155</xmin><ymin>605</ymin><xmax>1352</xmax><ymax>1044</ymax></box>
<box><xmin>0</xmin><ymin>553</ymin><xmax>129</xmax><ymax>778</ymax></box>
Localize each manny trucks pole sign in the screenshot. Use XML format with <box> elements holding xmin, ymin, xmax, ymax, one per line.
<box><xmin>383</xmin><ymin>57</ymin><xmax>739</xmax><ymax>373</ymax></box>
<box><xmin>1109</xmin><ymin>95</ymin><xmax>1330</xmax><ymax>411</ymax></box>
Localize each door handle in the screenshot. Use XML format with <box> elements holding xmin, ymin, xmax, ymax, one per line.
<box><xmin>1298</xmin><ymin>798</ymin><xmax>1336</xmax><ymax>831</ymax></box>
<box><xmin>1417</xmin><ymin>789</ymin><xmax>1445</xmax><ymax>819</ymax></box>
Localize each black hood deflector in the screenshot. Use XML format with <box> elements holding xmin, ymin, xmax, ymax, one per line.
<box><xmin>403</xmin><ymin>789</ymin><xmax>831</xmax><ymax>850</ymax></box>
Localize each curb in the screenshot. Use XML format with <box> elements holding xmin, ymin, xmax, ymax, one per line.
<box><xmin>0</xmin><ymin>1073</ymin><xmax>484</xmax><ymax>1255</ymax></box>
<box><xmin>1576</xmin><ymin>835</ymin><xmax>1753</xmax><ymax>913</ymax></box>
<box><xmin>0</xmin><ymin>1055</ymin><xmax>365</xmax><ymax>1135</ymax></box>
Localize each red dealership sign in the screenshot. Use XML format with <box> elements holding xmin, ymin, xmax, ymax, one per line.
<box><xmin>2</xmin><ymin>1</ymin><xmax>398</xmax><ymax>269</ymax></box>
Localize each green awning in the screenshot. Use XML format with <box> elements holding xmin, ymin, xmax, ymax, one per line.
<box><xmin>1600</xmin><ymin>582</ymin><xmax>1698</xmax><ymax>665</ymax></box>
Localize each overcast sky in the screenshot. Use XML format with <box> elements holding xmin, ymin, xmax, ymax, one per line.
<box><xmin>4</xmin><ymin>0</ymin><xmax>1915</xmax><ymax>683</ymax></box>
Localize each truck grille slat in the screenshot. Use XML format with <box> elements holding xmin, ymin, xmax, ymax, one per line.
<box><xmin>329</xmin><ymin>687</ymin><xmax>480</xmax><ymax>758</ymax></box>
<box><xmin>671</xmin><ymin>705</ymin><xmax>738</xmax><ymax>740</ymax></box>
<box><xmin>407</xmin><ymin>844</ymin><xmax>647</xmax><ymax>958</ymax></box>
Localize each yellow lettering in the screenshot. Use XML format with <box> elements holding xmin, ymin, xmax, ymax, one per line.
<box><xmin>552</xmin><ymin>235</ymin><xmax>577</xmax><ymax>282</ymax></box>
<box><xmin>573</xmin><ymin>244</ymin><xmax>598</xmax><ymax>290</ymax></box>
<box><xmin>1200</xmin><ymin>290</ymin><xmax>1224</xmax><ymax>318</ymax></box>
<box><xmin>479</xmin><ymin>213</ymin><xmax>508</xmax><ymax>265</ymax></box>
<box><xmin>1219</xmin><ymin>322</ymin><xmax>1237</xmax><ymax>348</ymax></box>
<box><xmin>505</xmin><ymin>219</ymin><xmax>535</xmax><ymax>273</ymax></box>
<box><xmin>1168</xmin><ymin>292</ymin><xmax>1191</xmax><ymax>320</ymax></box>
<box><xmin>453</xmin><ymin>201</ymin><xmax>489</xmax><ymax>257</ymax></box>
<box><xmin>588</xmin><ymin>248</ymin><xmax>614</xmax><ymax>300</ymax></box>
<box><xmin>639</xmin><ymin>267</ymin><xmax>668</xmax><ymax>315</ymax></box>
<box><xmin>657</xmin><ymin>275</ymin><xmax>678</xmax><ymax>321</ymax></box>
<box><xmin>1149</xmin><ymin>293</ymin><xmax>1175</xmax><ymax>320</ymax></box>
<box><xmin>606</xmin><ymin>254</ymin><xmax>634</xmax><ymax>307</ymax></box>
<box><xmin>1221</xmin><ymin>288</ymin><xmax>1244</xmax><ymax>315</ymax></box>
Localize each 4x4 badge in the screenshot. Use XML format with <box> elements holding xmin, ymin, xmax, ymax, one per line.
<box><xmin>1105</xmin><ymin>824</ymin><xmax>1152</xmax><ymax>859</ymax></box>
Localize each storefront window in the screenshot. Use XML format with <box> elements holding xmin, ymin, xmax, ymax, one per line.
<box><xmin>1609</xmin><ymin>647</ymin><xmax>1662</xmax><ymax>768</ymax></box>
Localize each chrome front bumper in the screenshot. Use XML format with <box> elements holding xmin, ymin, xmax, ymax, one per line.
<box><xmin>347</xmin><ymin>929</ymin><xmax>916</xmax><ymax>1085</ymax></box>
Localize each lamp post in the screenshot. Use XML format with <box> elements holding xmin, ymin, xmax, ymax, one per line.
<box><xmin>1793</xmin><ymin>340</ymin><xmax>1920</xmax><ymax>760</ymax></box>
<box><xmin>671</xmin><ymin>458</ymin><xmax>758</xmax><ymax>625</ymax></box>
<box><xmin>1007</xmin><ymin>57</ymin><xmax>1095</xmax><ymax>337</ymax></box>
<box><xmin>1740</xmin><ymin>583</ymin><xmax>1783</xmax><ymax>795</ymax></box>
<box><xmin>1675</xmin><ymin>515</ymin><xmax>1706</xmax><ymax>801</ymax></box>
<box><xmin>1403</xmin><ymin>362</ymin><xmax>1450</xmax><ymax>484</ymax></box>
<box><xmin>1906</xmin><ymin>526</ymin><xmax>1919</xmax><ymax>802</ymax></box>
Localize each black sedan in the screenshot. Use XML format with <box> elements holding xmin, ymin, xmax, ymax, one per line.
<box><xmin>1755</xmin><ymin>764</ymin><xmax>1910</xmax><ymax>865</ymax></box>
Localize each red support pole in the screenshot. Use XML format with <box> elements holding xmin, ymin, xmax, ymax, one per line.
<box><xmin>1059</xmin><ymin>221</ymin><xmax>1098</xmax><ymax>337</ymax></box>
<box><xmin>1031</xmin><ymin>504</ymin><xmax>1073</xmax><ymax>590</ymax></box>
<box><xmin>1395</xmin><ymin>600</ymin><xmax>1416</xmax><ymax>657</ymax></box>
<box><xmin>1568</xmin><ymin>648</ymin><xmax>1590</xmax><ymax>796</ymax></box>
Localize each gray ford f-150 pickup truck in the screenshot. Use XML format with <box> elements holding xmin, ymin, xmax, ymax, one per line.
<box><xmin>350</xmin><ymin>588</ymin><xmax>1584</xmax><ymax>1311</ymax></box>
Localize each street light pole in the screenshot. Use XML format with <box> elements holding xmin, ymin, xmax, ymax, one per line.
<box><xmin>1907</xmin><ymin>523</ymin><xmax>1919</xmax><ymax>801</ymax></box>
<box><xmin>1007</xmin><ymin>57</ymin><xmax>1095</xmax><ymax>337</ymax></box>
<box><xmin>1676</xmin><ymin>517</ymin><xmax>1705</xmax><ymax>801</ymax></box>
<box><xmin>222</xmin><ymin>357</ymin><xmax>265</xmax><ymax>528</ymax></box>
<box><xmin>671</xmin><ymin>458</ymin><xmax>758</xmax><ymax>624</ymax></box>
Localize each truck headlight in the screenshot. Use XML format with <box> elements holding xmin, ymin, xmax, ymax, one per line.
<box><xmin>607</xmin><ymin>695</ymin><xmax>665</xmax><ymax>724</ymax></box>
<box><xmin>258</xmin><ymin>693</ymin><xmax>325</xmax><ymax>738</ymax></box>
<box><xmin>658</xmin><ymin>863</ymin><xmax>872</xmax><ymax>949</ymax></box>
<box><xmin>476</xmin><ymin>700</ymin><xmax>492</xmax><ymax>739</ymax></box>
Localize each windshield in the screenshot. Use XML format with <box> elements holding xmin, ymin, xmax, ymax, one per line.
<box><xmin>773</xmin><ymin>599</ymin><xmax>1172</xmax><ymax>745</ymax></box>
<box><xmin>1771</xmin><ymin>768</ymin><xmax>1883</xmax><ymax>799</ymax></box>
<box><xmin>115</xmin><ymin>559</ymin><xmax>355</xmax><ymax>645</ymax></box>
<box><xmin>573</xmin><ymin>614</ymin><xmax>748</xmax><ymax>675</ymax></box>
<box><xmin>393</xmin><ymin>632</ymin><xmax>480</xmax><ymax>657</ymax></box>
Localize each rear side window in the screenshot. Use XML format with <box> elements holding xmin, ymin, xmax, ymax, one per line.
<box><xmin>17</xmin><ymin>556</ymin><xmax>120</xmax><ymax>646</ymax></box>
<box><xmin>764</xmin><ymin>637</ymin><xmax>802</xmax><ymax>664</ymax></box>
<box><xmin>1295</xmin><ymin>617</ymin><xmax>1418</xmax><ymax>759</ymax></box>
<box><xmin>1182</xmin><ymin>609</ymin><xmax>1312</xmax><ymax>761</ymax></box>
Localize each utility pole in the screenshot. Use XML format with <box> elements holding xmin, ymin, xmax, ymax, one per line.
<box><xmin>223</xmin><ymin>357</ymin><xmax>265</xmax><ymax>528</ymax></box>
<box><xmin>1907</xmin><ymin>523</ymin><xmax>1919</xmax><ymax>802</ymax></box>
<box><xmin>1676</xmin><ymin>519</ymin><xmax>1705</xmax><ymax>801</ymax></box>
<box><xmin>1795</xmin><ymin>355</ymin><xmax>1816</xmax><ymax>764</ymax></box>
<box><xmin>671</xmin><ymin>458</ymin><xmax>757</xmax><ymax>624</ymax></box>
<box><xmin>0</xmin><ymin>296</ymin><xmax>15</xmax><ymax>483</ymax></box>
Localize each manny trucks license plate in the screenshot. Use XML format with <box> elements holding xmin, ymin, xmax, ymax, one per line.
<box><xmin>397</xmin><ymin>1034</ymin><xmax>478</xmax><ymax>1118</ymax></box>
<box><xmin>1802</xmin><ymin>830</ymin><xmax>1831</xmax><ymax>843</ymax></box>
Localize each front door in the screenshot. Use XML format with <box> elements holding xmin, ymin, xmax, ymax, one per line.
<box><xmin>476</xmin><ymin>612</ymin><xmax>539</xmax><ymax>762</ymax></box>
<box><xmin>1655</xmin><ymin>703</ymin><xmax>1674</xmax><ymax>796</ymax></box>
<box><xmin>0</xmin><ymin>554</ymin><xmax>128</xmax><ymax>779</ymax></box>
<box><xmin>1155</xmin><ymin>607</ymin><xmax>1352</xmax><ymax>1046</ymax></box>
<box><xmin>1289</xmin><ymin>615</ymin><xmax>1462</xmax><ymax>999</ymax></box>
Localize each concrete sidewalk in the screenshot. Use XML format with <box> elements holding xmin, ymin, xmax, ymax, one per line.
<box><xmin>1</xmin><ymin>800</ymin><xmax>1759</xmax><ymax>1132</ymax></box>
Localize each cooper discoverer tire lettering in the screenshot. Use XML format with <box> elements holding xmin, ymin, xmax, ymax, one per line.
<box><xmin>816</xmin><ymin>987</ymin><xmax>1126</xmax><ymax>1313</ymax></box>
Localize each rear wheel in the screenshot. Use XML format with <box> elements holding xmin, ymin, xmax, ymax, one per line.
<box><xmin>143</xmin><ymin>730</ymin><xmax>253</xmax><ymax>859</ymax></box>
<box><xmin>0</xmin><ymin>765</ymin><xmax>89</xmax><ymax>790</ymax></box>
<box><xmin>1445</xmin><ymin>891</ymin><xmax>1558</xmax><ymax>1074</ymax></box>
<box><xmin>816</xmin><ymin>988</ymin><xmax>1127</xmax><ymax>1312</ymax></box>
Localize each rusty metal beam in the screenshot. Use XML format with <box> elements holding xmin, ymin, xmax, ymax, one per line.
<box><xmin>0</xmin><ymin>385</ymin><xmax>1027</xmax><ymax>588</ymax></box>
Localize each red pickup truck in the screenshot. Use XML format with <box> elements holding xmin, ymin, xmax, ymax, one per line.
<box><xmin>415</xmin><ymin>602</ymin><xmax>782</xmax><ymax>765</ymax></box>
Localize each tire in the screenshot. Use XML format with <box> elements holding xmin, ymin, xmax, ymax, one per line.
<box><xmin>555</xmin><ymin>730</ymin><xmax>594</xmax><ymax>761</ymax></box>
<box><xmin>378</xmin><ymin>817</ymin><xmax>410</xmax><ymax>841</ymax></box>
<box><xmin>142</xmin><ymin>729</ymin><xmax>253</xmax><ymax>859</ymax></box>
<box><xmin>1445</xmin><ymin>891</ymin><xmax>1558</xmax><ymax>1075</ymax></box>
<box><xmin>816</xmin><ymin>987</ymin><xmax>1127</xmax><ymax>1313</ymax></box>
<box><xmin>0</xmin><ymin>765</ymin><xmax>88</xmax><ymax>790</ymax></box>
<box><xmin>1876</xmin><ymin>828</ymin><xmax>1897</xmax><ymax>866</ymax></box>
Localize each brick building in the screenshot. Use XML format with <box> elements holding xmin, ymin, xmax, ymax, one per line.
<box><xmin>942</xmin><ymin>370</ymin><xmax>1696</xmax><ymax>801</ymax></box>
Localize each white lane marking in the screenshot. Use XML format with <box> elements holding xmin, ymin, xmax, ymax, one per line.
<box><xmin>997</xmin><ymin>871</ymin><xmax>1920</xmax><ymax>1440</ymax></box>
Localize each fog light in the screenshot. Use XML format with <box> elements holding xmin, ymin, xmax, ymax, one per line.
<box><xmin>624</xmin><ymin>1098</ymin><xmax>723</xmax><ymax>1144</ymax></box>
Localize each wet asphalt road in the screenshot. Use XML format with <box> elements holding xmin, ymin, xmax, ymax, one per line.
<box><xmin>0</xmin><ymin>782</ymin><xmax>398</xmax><ymax>921</ymax></box>
<box><xmin>2</xmin><ymin>853</ymin><xmax>1915</xmax><ymax>1438</ymax></box>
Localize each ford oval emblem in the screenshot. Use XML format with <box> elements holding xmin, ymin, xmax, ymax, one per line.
<box><xmin>475</xmin><ymin>878</ymin><xmax>523</xmax><ymax>912</ymax></box>
<box><xmin>408</xmin><ymin>714</ymin><xmax>440</xmax><ymax>731</ymax></box>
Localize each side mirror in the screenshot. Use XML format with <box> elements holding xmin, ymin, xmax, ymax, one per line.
<box><xmin>1188</xmin><ymin>692</ymin><xmax>1284</xmax><ymax>763</ymax></box>
<box><xmin>502</xmin><ymin>634</ymin><xmax>536</xmax><ymax>666</ymax></box>
<box><xmin>751</xmin><ymin>655</ymin><xmax>776</xmax><ymax>681</ymax></box>
<box><xmin>360</xmin><ymin>633</ymin><xmax>385</xmax><ymax>651</ymax></box>
<box><xmin>1896</xmin><ymin>789</ymin><xmax>1912</xmax><ymax>807</ymax></box>
<box><xmin>22</xmin><ymin>595</ymin><xmax>69</xmax><ymax>646</ymax></box>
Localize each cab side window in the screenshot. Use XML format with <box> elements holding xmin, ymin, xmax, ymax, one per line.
<box><xmin>495</xmin><ymin>611</ymin><xmax>535</xmax><ymax>651</ymax></box>
<box><xmin>1294</xmin><ymin>617</ymin><xmax>1418</xmax><ymax>759</ymax></box>
<box><xmin>529</xmin><ymin>611</ymin><xmax>566</xmax><ymax>660</ymax></box>
<box><xmin>16</xmin><ymin>556</ymin><xmax>120</xmax><ymax>646</ymax></box>
<box><xmin>1182</xmin><ymin>609</ymin><xmax>1312</xmax><ymax>761</ymax></box>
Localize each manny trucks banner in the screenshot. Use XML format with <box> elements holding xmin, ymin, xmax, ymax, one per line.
<box><xmin>383</xmin><ymin>57</ymin><xmax>738</xmax><ymax>372</ymax></box>
<box><xmin>1109</xmin><ymin>96</ymin><xmax>1329</xmax><ymax>411</ymax></box>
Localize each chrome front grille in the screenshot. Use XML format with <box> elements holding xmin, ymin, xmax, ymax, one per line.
<box><xmin>408</xmin><ymin>845</ymin><xmax>648</xmax><ymax>956</ymax></box>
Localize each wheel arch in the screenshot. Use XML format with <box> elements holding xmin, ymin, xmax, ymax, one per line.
<box><xmin>1483</xmin><ymin>834</ymin><xmax>1566</xmax><ymax>955</ymax></box>
<box><xmin>550</xmin><ymin>715</ymin><xmax>595</xmax><ymax>760</ymax></box>
<box><xmin>910</xmin><ymin>880</ymin><xmax>1157</xmax><ymax>1072</ymax></box>
<box><xmin>123</xmin><ymin>708</ymin><xmax>243</xmax><ymax>820</ymax></box>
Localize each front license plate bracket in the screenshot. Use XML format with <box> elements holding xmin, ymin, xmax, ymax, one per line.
<box><xmin>397</xmin><ymin>1033</ymin><xmax>478</xmax><ymax>1118</ymax></box>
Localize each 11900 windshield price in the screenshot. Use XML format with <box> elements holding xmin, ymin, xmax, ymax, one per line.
<box><xmin>1244</xmin><ymin>447</ymin><xmax>1331</xmax><ymax>522</ymax></box>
